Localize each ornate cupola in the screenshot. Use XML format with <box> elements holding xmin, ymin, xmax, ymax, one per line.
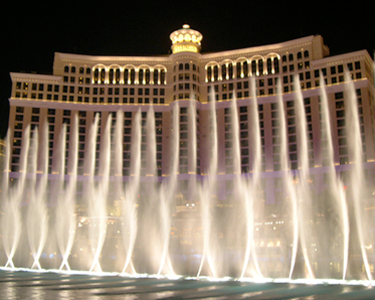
<box><xmin>170</xmin><ymin>24</ymin><xmax>203</xmax><ymax>54</ymax></box>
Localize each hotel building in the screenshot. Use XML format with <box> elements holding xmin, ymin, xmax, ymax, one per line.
<box><xmin>7</xmin><ymin>25</ymin><xmax>375</xmax><ymax>204</ymax></box>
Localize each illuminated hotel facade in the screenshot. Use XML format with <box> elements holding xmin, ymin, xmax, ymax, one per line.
<box><xmin>7</xmin><ymin>25</ymin><xmax>375</xmax><ymax>204</ymax></box>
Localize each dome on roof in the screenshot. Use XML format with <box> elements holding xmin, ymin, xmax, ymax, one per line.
<box><xmin>169</xmin><ymin>24</ymin><xmax>203</xmax><ymax>54</ymax></box>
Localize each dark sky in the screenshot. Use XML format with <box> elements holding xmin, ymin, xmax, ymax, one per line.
<box><xmin>1</xmin><ymin>2</ymin><xmax>374</xmax><ymax>138</ymax></box>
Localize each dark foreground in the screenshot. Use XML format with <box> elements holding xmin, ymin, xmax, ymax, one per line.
<box><xmin>0</xmin><ymin>270</ymin><xmax>375</xmax><ymax>300</ymax></box>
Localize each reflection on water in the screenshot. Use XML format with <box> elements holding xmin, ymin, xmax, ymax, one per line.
<box><xmin>1</xmin><ymin>270</ymin><xmax>375</xmax><ymax>300</ymax></box>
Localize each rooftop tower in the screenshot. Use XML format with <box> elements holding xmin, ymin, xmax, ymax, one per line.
<box><xmin>170</xmin><ymin>24</ymin><xmax>203</xmax><ymax>54</ymax></box>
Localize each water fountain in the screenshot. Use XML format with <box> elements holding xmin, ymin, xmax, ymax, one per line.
<box><xmin>0</xmin><ymin>73</ymin><xmax>373</xmax><ymax>285</ymax></box>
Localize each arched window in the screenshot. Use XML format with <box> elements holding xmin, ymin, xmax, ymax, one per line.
<box><xmin>139</xmin><ymin>69</ymin><xmax>144</xmax><ymax>84</ymax></box>
<box><xmin>179</xmin><ymin>63</ymin><xmax>183</xmax><ymax>70</ymax></box>
<box><xmin>71</xmin><ymin>66</ymin><xmax>76</xmax><ymax>73</ymax></box>
<box><xmin>93</xmin><ymin>69</ymin><xmax>99</xmax><ymax>83</ymax></box>
<box><xmin>64</xmin><ymin>66</ymin><xmax>69</xmax><ymax>73</ymax></box>
<box><xmin>160</xmin><ymin>70</ymin><xmax>165</xmax><ymax>84</ymax></box>
<box><xmin>109</xmin><ymin>69</ymin><xmax>114</xmax><ymax>83</ymax></box>
<box><xmin>237</xmin><ymin>63</ymin><xmax>241</xmax><ymax>78</ymax></box>
<box><xmin>274</xmin><ymin>57</ymin><xmax>279</xmax><ymax>74</ymax></box>
<box><xmin>115</xmin><ymin>69</ymin><xmax>120</xmax><ymax>83</ymax></box>
<box><xmin>222</xmin><ymin>65</ymin><xmax>227</xmax><ymax>79</ymax></box>
<box><xmin>207</xmin><ymin>67</ymin><xmax>212</xmax><ymax>81</ymax></box>
<box><xmin>86</xmin><ymin>68</ymin><xmax>91</xmax><ymax>75</ymax></box>
<box><xmin>297</xmin><ymin>52</ymin><xmax>302</xmax><ymax>59</ymax></box>
<box><xmin>243</xmin><ymin>62</ymin><xmax>248</xmax><ymax>77</ymax></box>
<box><xmin>124</xmin><ymin>69</ymin><xmax>129</xmax><ymax>84</ymax></box>
<box><xmin>251</xmin><ymin>61</ymin><xmax>257</xmax><ymax>75</ymax></box>
<box><xmin>289</xmin><ymin>54</ymin><xmax>294</xmax><ymax>61</ymax></box>
<box><xmin>228</xmin><ymin>63</ymin><xmax>233</xmax><ymax>79</ymax></box>
<box><xmin>282</xmin><ymin>55</ymin><xmax>287</xmax><ymax>63</ymax></box>
<box><xmin>267</xmin><ymin>58</ymin><xmax>272</xmax><ymax>74</ymax></box>
<box><xmin>130</xmin><ymin>69</ymin><xmax>135</xmax><ymax>84</ymax></box>
<box><xmin>79</xmin><ymin>67</ymin><xmax>84</xmax><ymax>74</ymax></box>
<box><xmin>258</xmin><ymin>60</ymin><xmax>263</xmax><ymax>75</ymax></box>
<box><xmin>304</xmin><ymin>50</ymin><xmax>309</xmax><ymax>58</ymax></box>
<box><xmin>145</xmin><ymin>69</ymin><xmax>150</xmax><ymax>84</ymax></box>
<box><xmin>213</xmin><ymin>65</ymin><xmax>219</xmax><ymax>81</ymax></box>
<box><xmin>100</xmin><ymin>69</ymin><xmax>105</xmax><ymax>84</ymax></box>
<box><xmin>185</xmin><ymin>63</ymin><xmax>190</xmax><ymax>70</ymax></box>
<box><xmin>154</xmin><ymin>69</ymin><xmax>159</xmax><ymax>84</ymax></box>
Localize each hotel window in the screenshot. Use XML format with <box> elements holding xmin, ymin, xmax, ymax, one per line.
<box><xmin>16</xmin><ymin>106</ymin><xmax>24</xmax><ymax>113</ymax></box>
<box><xmin>289</xmin><ymin>54</ymin><xmax>294</xmax><ymax>61</ymax></box>
<box><xmin>267</xmin><ymin>58</ymin><xmax>272</xmax><ymax>74</ymax></box>
<box><xmin>335</xmin><ymin>92</ymin><xmax>344</xmax><ymax>100</ymax></box>
<box><xmin>336</xmin><ymin>101</ymin><xmax>344</xmax><ymax>109</ymax></box>
<box><xmin>243</xmin><ymin>61</ymin><xmax>249</xmax><ymax>76</ymax></box>
<box><xmin>251</xmin><ymin>61</ymin><xmax>257</xmax><ymax>74</ymax></box>
<box><xmin>258</xmin><ymin>60</ymin><xmax>263</xmax><ymax>75</ymax></box>
<box><xmin>274</xmin><ymin>58</ymin><xmax>279</xmax><ymax>73</ymax></box>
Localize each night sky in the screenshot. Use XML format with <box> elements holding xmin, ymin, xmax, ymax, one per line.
<box><xmin>1</xmin><ymin>2</ymin><xmax>374</xmax><ymax>138</ymax></box>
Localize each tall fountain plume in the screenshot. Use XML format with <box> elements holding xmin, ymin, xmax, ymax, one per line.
<box><xmin>197</xmin><ymin>88</ymin><xmax>218</xmax><ymax>278</ymax></box>
<box><xmin>27</xmin><ymin>124</ymin><xmax>49</xmax><ymax>270</ymax></box>
<box><xmin>1</xmin><ymin>130</ymin><xmax>22</xmax><ymax>268</ymax></box>
<box><xmin>274</xmin><ymin>79</ymin><xmax>299</xmax><ymax>279</ymax></box>
<box><xmin>319</xmin><ymin>74</ymin><xmax>349</xmax><ymax>280</ymax></box>
<box><xmin>157</xmin><ymin>103</ymin><xmax>179</xmax><ymax>276</ymax></box>
<box><xmin>121</xmin><ymin>109</ymin><xmax>140</xmax><ymax>275</ymax></box>
<box><xmin>136</xmin><ymin>105</ymin><xmax>163</xmax><ymax>274</ymax></box>
<box><xmin>240</xmin><ymin>76</ymin><xmax>262</xmax><ymax>279</ymax></box>
<box><xmin>345</xmin><ymin>70</ymin><xmax>372</xmax><ymax>280</ymax></box>
<box><xmin>85</xmin><ymin>114</ymin><xmax>109</xmax><ymax>272</ymax></box>
<box><xmin>55</xmin><ymin>116</ymin><xmax>78</xmax><ymax>271</ymax></box>
<box><xmin>294</xmin><ymin>76</ymin><xmax>314</xmax><ymax>279</ymax></box>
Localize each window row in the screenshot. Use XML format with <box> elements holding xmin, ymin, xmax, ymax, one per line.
<box><xmin>206</xmin><ymin>57</ymin><xmax>280</xmax><ymax>82</ymax></box>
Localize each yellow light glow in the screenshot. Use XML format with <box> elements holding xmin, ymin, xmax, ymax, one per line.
<box><xmin>173</xmin><ymin>45</ymin><xmax>198</xmax><ymax>54</ymax></box>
